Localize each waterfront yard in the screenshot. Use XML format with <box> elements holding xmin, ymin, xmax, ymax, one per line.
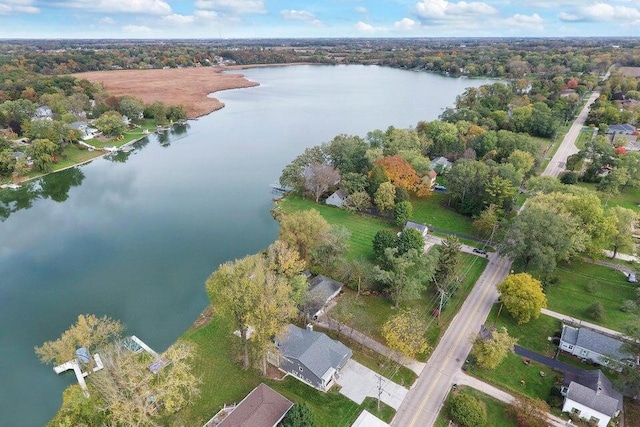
<box><xmin>177</xmin><ymin>314</ymin><xmax>397</xmax><ymax>426</ymax></box>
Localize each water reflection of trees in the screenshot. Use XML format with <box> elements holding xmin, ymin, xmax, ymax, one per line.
<box><xmin>0</xmin><ymin>167</ymin><xmax>85</xmax><ymax>221</ymax></box>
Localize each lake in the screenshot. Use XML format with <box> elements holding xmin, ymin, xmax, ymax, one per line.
<box><xmin>0</xmin><ymin>65</ymin><xmax>495</xmax><ymax>426</ymax></box>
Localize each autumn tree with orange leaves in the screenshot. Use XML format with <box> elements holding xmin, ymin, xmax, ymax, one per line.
<box><xmin>375</xmin><ymin>155</ymin><xmax>432</xmax><ymax>197</ymax></box>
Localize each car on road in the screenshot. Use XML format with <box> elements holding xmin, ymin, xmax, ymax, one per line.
<box><xmin>472</xmin><ymin>248</ymin><xmax>487</xmax><ymax>255</ymax></box>
<box><xmin>433</xmin><ymin>184</ymin><xmax>447</xmax><ymax>192</ymax></box>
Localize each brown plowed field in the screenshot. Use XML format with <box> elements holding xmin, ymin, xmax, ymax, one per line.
<box><xmin>74</xmin><ymin>66</ymin><xmax>261</xmax><ymax>119</ymax></box>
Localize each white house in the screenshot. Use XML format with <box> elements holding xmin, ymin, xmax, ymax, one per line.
<box><xmin>561</xmin><ymin>369</ymin><xmax>622</xmax><ymax>427</ymax></box>
<box><xmin>404</xmin><ymin>221</ymin><xmax>429</xmax><ymax>238</ymax></box>
<box><xmin>326</xmin><ymin>189</ymin><xmax>348</xmax><ymax>208</ymax></box>
<box><xmin>430</xmin><ymin>156</ymin><xmax>453</xmax><ymax>172</ymax></box>
<box><xmin>70</xmin><ymin>121</ymin><xmax>100</xmax><ymax>141</ymax></box>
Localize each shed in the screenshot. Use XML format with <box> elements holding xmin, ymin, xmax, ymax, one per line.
<box><xmin>326</xmin><ymin>189</ymin><xmax>348</xmax><ymax>208</ymax></box>
<box><xmin>304</xmin><ymin>275</ymin><xmax>344</xmax><ymax>320</ymax></box>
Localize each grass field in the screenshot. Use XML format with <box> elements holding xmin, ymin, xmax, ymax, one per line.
<box><xmin>468</xmin><ymin>352</ymin><xmax>557</xmax><ymax>402</ymax></box>
<box><xmin>333</xmin><ymin>253</ymin><xmax>488</xmax><ymax>359</ymax></box>
<box><xmin>576</xmin><ymin>181</ymin><xmax>640</xmax><ymax>212</ymax></box>
<box><xmin>409</xmin><ymin>194</ymin><xmax>476</xmax><ymax>237</ymax></box>
<box><xmin>485</xmin><ymin>304</ymin><xmax>562</xmax><ymax>357</ymax></box>
<box><xmin>575</xmin><ymin>127</ymin><xmax>595</xmax><ymax>150</ymax></box>
<box><xmin>277</xmin><ymin>196</ymin><xmax>396</xmax><ymax>262</ymax></box>
<box><xmin>546</xmin><ymin>260</ymin><xmax>637</xmax><ymax>332</ymax></box>
<box><xmin>435</xmin><ymin>386</ymin><xmax>517</xmax><ymax>427</ymax></box>
<box><xmin>177</xmin><ymin>315</ymin><xmax>396</xmax><ymax>426</ymax></box>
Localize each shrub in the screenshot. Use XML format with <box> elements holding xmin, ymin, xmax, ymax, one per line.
<box><xmin>372</xmin><ymin>230</ymin><xmax>397</xmax><ymax>261</ymax></box>
<box><xmin>586</xmin><ymin>280</ymin><xmax>599</xmax><ymax>294</ymax></box>
<box><xmin>449</xmin><ymin>391</ymin><xmax>487</xmax><ymax>427</ymax></box>
<box><xmin>621</xmin><ymin>300</ymin><xmax>638</xmax><ymax>313</ymax></box>
<box><xmin>560</xmin><ymin>171</ymin><xmax>578</xmax><ymax>185</ymax></box>
<box><xmin>281</xmin><ymin>403</ymin><xmax>316</xmax><ymax>427</ymax></box>
<box><xmin>393</xmin><ymin>200</ymin><xmax>413</xmax><ymax>227</ymax></box>
<box><xmin>587</xmin><ymin>301</ymin><xmax>606</xmax><ymax>321</ymax></box>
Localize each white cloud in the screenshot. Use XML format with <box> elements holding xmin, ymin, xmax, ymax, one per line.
<box><xmin>504</xmin><ymin>13</ymin><xmax>544</xmax><ymax>30</ymax></box>
<box><xmin>99</xmin><ymin>16</ymin><xmax>115</xmax><ymax>24</ymax></box>
<box><xmin>559</xmin><ymin>3</ymin><xmax>640</xmax><ymax>22</ymax></box>
<box><xmin>0</xmin><ymin>0</ymin><xmax>38</xmax><ymax>14</ymax></box>
<box><xmin>194</xmin><ymin>10</ymin><xmax>218</xmax><ymax>19</ymax></box>
<box><xmin>194</xmin><ymin>0</ymin><xmax>265</xmax><ymax>14</ymax></box>
<box><xmin>414</xmin><ymin>0</ymin><xmax>498</xmax><ymax>20</ymax></box>
<box><xmin>355</xmin><ymin>6</ymin><xmax>367</xmax><ymax>14</ymax></box>
<box><xmin>281</xmin><ymin>9</ymin><xmax>322</xmax><ymax>26</ymax></box>
<box><xmin>121</xmin><ymin>24</ymin><xmax>155</xmax><ymax>34</ymax></box>
<box><xmin>55</xmin><ymin>0</ymin><xmax>171</xmax><ymax>15</ymax></box>
<box><xmin>394</xmin><ymin>17</ymin><xmax>418</xmax><ymax>31</ymax></box>
<box><xmin>355</xmin><ymin>21</ymin><xmax>387</xmax><ymax>33</ymax></box>
<box><xmin>162</xmin><ymin>13</ymin><xmax>194</xmax><ymax>25</ymax></box>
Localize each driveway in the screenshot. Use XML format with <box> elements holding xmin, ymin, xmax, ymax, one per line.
<box><xmin>337</xmin><ymin>359</ymin><xmax>408</xmax><ymax>410</ymax></box>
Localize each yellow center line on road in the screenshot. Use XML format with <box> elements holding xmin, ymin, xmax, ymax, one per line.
<box><xmin>406</xmin><ymin>256</ymin><xmax>509</xmax><ymax>427</ymax></box>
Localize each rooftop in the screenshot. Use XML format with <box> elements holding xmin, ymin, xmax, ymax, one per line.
<box><xmin>561</xmin><ymin>325</ymin><xmax>630</xmax><ymax>362</ymax></box>
<box><xmin>215</xmin><ymin>383</ymin><xmax>293</xmax><ymax>427</ymax></box>
<box><xmin>305</xmin><ymin>275</ymin><xmax>344</xmax><ymax>318</ymax></box>
<box><xmin>563</xmin><ymin>370</ymin><xmax>622</xmax><ymax>417</ymax></box>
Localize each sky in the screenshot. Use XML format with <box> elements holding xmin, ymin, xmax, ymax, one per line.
<box><xmin>0</xmin><ymin>1</ymin><xmax>639</xmax><ymax>39</ymax></box>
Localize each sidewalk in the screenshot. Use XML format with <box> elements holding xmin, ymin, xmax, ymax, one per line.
<box><xmin>453</xmin><ymin>372</ymin><xmax>572</xmax><ymax>427</ymax></box>
<box><xmin>315</xmin><ymin>316</ymin><xmax>426</xmax><ymax>376</ymax></box>
<box><xmin>541</xmin><ymin>308</ymin><xmax>627</xmax><ymax>338</ymax></box>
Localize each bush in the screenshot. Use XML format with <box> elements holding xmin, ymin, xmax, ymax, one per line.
<box><xmin>586</xmin><ymin>280</ymin><xmax>599</xmax><ymax>294</ymax></box>
<box><xmin>449</xmin><ymin>391</ymin><xmax>487</xmax><ymax>427</ymax></box>
<box><xmin>281</xmin><ymin>403</ymin><xmax>316</xmax><ymax>427</ymax></box>
<box><xmin>621</xmin><ymin>300</ymin><xmax>638</xmax><ymax>313</ymax></box>
<box><xmin>393</xmin><ymin>201</ymin><xmax>413</xmax><ymax>227</ymax></box>
<box><xmin>587</xmin><ymin>301</ymin><xmax>606</xmax><ymax>321</ymax></box>
<box><xmin>396</xmin><ymin>228</ymin><xmax>424</xmax><ymax>255</ymax></box>
<box><xmin>559</xmin><ymin>171</ymin><xmax>578</xmax><ymax>185</ymax></box>
<box><xmin>373</xmin><ymin>230</ymin><xmax>397</xmax><ymax>261</ymax></box>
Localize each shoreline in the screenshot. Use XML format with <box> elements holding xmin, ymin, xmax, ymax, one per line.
<box><xmin>74</xmin><ymin>63</ymin><xmax>310</xmax><ymax>120</ymax></box>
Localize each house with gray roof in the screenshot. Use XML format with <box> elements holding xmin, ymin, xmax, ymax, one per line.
<box><xmin>559</xmin><ymin>325</ymin><xmax>637</xmax><ymax>370</ymax></box>
<box><xmin>607</xmin><ymin>123</ymin><xmax>636</xmax><ymax>135</ymax></box>
<box><xmin>270</xmin><ymin>324</ymin><xmax>352</xmax><ymax>392</ymax></box>
<box><xmin>326</xmin><ymin>189</ymin><xmax>348</xmax><ymax>208</ymax></box>
<box><xmin>303</xmin><ymin>275</ymin><xmax>344</xmax><ymax>320</ymax></box>
<box><xmin>430</xmin><ymin>156</ymin><xmax>453</xmax><ymax>172</ymax></box>
<box><xmin>561</xmin><ymin>369</ymin><xmax>622</xmax><ymax>427</ymax></box>
<box><xmin>404</xmin><ymin>221</ymin><xmax>429</xmax><ymax>238</ymax></box>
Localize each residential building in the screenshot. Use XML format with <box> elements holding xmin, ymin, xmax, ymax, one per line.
<box><xmin>559</xmin><ymin>325</ymin><xmax>637</xmax><ymax>369</ymax></box>
<box><xmin>607</xmin><ymin>123</ymin><xmax>636</xmax><ymax>135</ymax></box>
<box><xmin>326</xmin><ymin>189</ymin><xmax>348</xmax><ymax>208</ymax></box>
<box><xmin>404</xmin><ymin>221</ymin><xmax>429</xmax><ymax>238</ymax></box>
<box><xmin>561</xmin><ymin>369</ymin><xmax>622</xmax><ymax>427</ymax></box>
<box><xmin>270</xmin><ymin>324</ymin><xmax>352</xmax><ymax>392</ymax></box>
<box><xmin>430</xmin><ymin>156</ymin><xmax>453</xmax><ymax>172</ymax></box>
<box><xmin>303</xmin><ymin>275</ymin><xmax>344</xmax><ymax>320</ymax></box>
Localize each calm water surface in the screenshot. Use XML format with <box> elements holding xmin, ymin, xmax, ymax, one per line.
<box><xmin>0</xmin><ymin>65</ymin><xmax>495</xmax><ymax>425</ymax></box>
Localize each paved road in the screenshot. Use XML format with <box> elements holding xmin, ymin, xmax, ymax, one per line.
<box><xmin>391</xmin><ymin>253</ymin><xmax>512</xmax><ymax>426</ymax></box>
<box><xmin>543</xmin><ymin>92</ymin><xmax>600</xmax><ymax>178</ymax></box>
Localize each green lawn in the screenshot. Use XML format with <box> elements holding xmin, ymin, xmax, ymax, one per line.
<box><xmin>277</xmin><ymin>195</ymin><xmax>396</xmax><ymax>262</ymax></box>
<box><xmin>546</xmin><ymin>260</ymin><xmax>637</xmax><ymax>332</ymax></box>
<box><xmin>435</xmin><ymin>386</ymin><xmax>517</xmax><ymax>427</ymax></box>
<box><xmin>468</xmin><ymin>352</ymin><xmax>558</xmax><ymax>402</ymax></box>
<box><xmin>333</xmin><ymin>253</ymin><xmax>488</xmax><ymax>359</ymax></box>
<box><xmin>575</xmin><ymin>127</ymin><xmax>595</xmax><ymax>150</ymax></box>
<box><xmin>576</xmin><ymin>181</ymin><xmax>640</xmax><ymax>212</ymax></box>
<box><xmin>175</xmin><ymin>315</ymin><xmax>396</xmax><ymax>427</ymax></box>
<box><xmin>410</xmin><ymin>194</ymin><xmax>476</xmax><ymax>237</ymax></box>
<box><xmin>485</xmin><ymin>304</ymin><xmax>562</xmax><ymax>357</ymax></box>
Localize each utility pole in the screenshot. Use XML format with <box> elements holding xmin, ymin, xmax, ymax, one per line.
<box><xmin>377</xmin><ymin>374</ymin><xmax>382</xmax><ymax>412</ymax></box>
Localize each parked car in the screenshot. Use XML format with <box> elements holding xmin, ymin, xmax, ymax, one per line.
<box><xmin>473</xmin><ymin>248</ymin><xmax>487</xmax><ymax>255</ymax></box>
<box><xmin>628</xmin><ymin>272</ymin><xmax>637</xmax><ymax>283</ymax></box>
<box><xmin>434</xmin><ymin>184</ymin><xmax>447</xmax><ymax>192</ymax></box>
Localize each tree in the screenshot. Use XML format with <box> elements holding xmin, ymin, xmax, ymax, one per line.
<box><xmin>341</xmin><ymin>172</ymin><xmax>368</xmax><ymax>195</ymax></box>
<box><xmin>485</xmin><ymin>175</ymin><xmax>517</xmax><ymax>211</ymax></box>
<box><xmin>471</xmin><ymin>327</ymin><xmax>518</xmax><ymax>370</ymax></box>
<box><xmin>382</xmin><ymin>309</ymin><xmax>429</xmax><ymax>360</ymax></box>
<box><xmin>326</xmin><ymin>134</ymin><xmax>369</xmax><ymax>174</ymax></box>
<box><xmin>94</xmin><ymin>111</ymin><xmax>126</xmax><ymax>136</ymax></box>
<box><xmin>281</xmin><ymin>402</ymin><xmax>317</xmax><ymax>427</ymax></box>
<box><xmin>393</xmin><ymin>200</ymin><xmax>413</xmax><ymax>227</ymax></box>
<box><xmin>374</xmin><ymin>181</ymin><xmax>396</xmax><ymax>213</ymax></box>
<box><xmin>473</xmin><ymin>204</ymin><xmax>500</xmax><ymax>239</ymax></box>
<box><xmin>26</xmin><ymin>138</ymin><xmax>58</xmax><ymax>172</ymax></box>
<box><xmin>117</xmin><ymin>96</ymin><xmax>144</xmax><ymax>120</ymax></box>
<box><xmin>35</xmin><ymin>314</ymin><xmax>123</xmax><ymax>367</ymax></box>
<box><xmin>344</xmin><ymin>191</ymin><xmax>371</xmax><ymax>213</ymax></box>
<box><xmin>497</xmin><ymin>273</ymin><xmax>547</xmax><ymax>324</ymax></box>
<box><xmin>607</xmin><ymin>206</ymin><xmax>638</xmax><ymax>259</ymax></box>
<box><xmin>279</xmin><ymin>209</ymin><xmax>330</xmax><ymax>262</ymax></box>
<box><xmin>167</xmin><ymin>105</ymin><xmax>187</xmax><ymax>122</ymax></box>
<box><xmin>90</xmin><ymin>341</ymin><xmax>200</xmax><ymax>426</ymax></box>
<box><xmin>506</xmin><ymin>396</ymin><xmax>550</xmax><ymax>427</ymax></box>
<box><xmin>337</xmin><ymin>258</ymin><xmax>371</xmax><ymax>296</ymax></box>
<box><xmin>375</xmin><ymin>155</ymin><xmax>421</xmax><ymax>191</ymax></box>
<box><xmin>265</xmin><ymin>239</ymin><xmax>305</xmax><ymax>279</ymax></box>
<box><xmin>499</xmin><ymin>202</ymin><xmax>587</xmax><ymax>272</ymax></box>
<box><xmin>432</xmin><ymin>235</ymin><xmax>462</xmax><ymax>293</ymax></box>
<box><xmin>279</xmin><ymin>146</ymin><xmax>328</xmax><ymax>194</ymax></box>
<box><xmin>587</xmin><ymin>301</ymin><xmax>606</xmax><ymax>321</ymax></box>
<box><xmin>449</xmin><ymin>391</ymin><xmax>488</xmax><ymax>427</ymax></box>
<box><xmin>47</xmin><ymin>385</ymin><xmax>106</xmax><ymax>427</ymax></box>
<box><xmin>304</xmin><ymin>162</ymin><xmax>341</xmax><ymax>202</ymax></box>
<box><xmin>374</xmin><ymin>248</ymin><xmax>435</xmax><ymax>308</ymax></box>
<box><xmin>309</xmin><ymin>224</ymin><xmax>351</xmax><ymax>272</ymax></box>
<box><xmin>396</xmin><ymin>228</ymin><xmax>424</xmax><ymax>255</ymax></box>
<box><xmin>206</xmin><ymin>255</ymin><xmax>297</xmax><ymax>371</ymax></box>
<box><xmin>373</xmin><ymin>229</ymin><xmax>397</xmax><ymax>262</ymax></box>
<box><xmin>148</xmin><ymin>101</ymin><xmax>167</xmax><ymax>124</ymax></box>
<box><xmin>447</xmin><ymin>159</ymin><xmax>491</xmax><ymax>216</ymax></box>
